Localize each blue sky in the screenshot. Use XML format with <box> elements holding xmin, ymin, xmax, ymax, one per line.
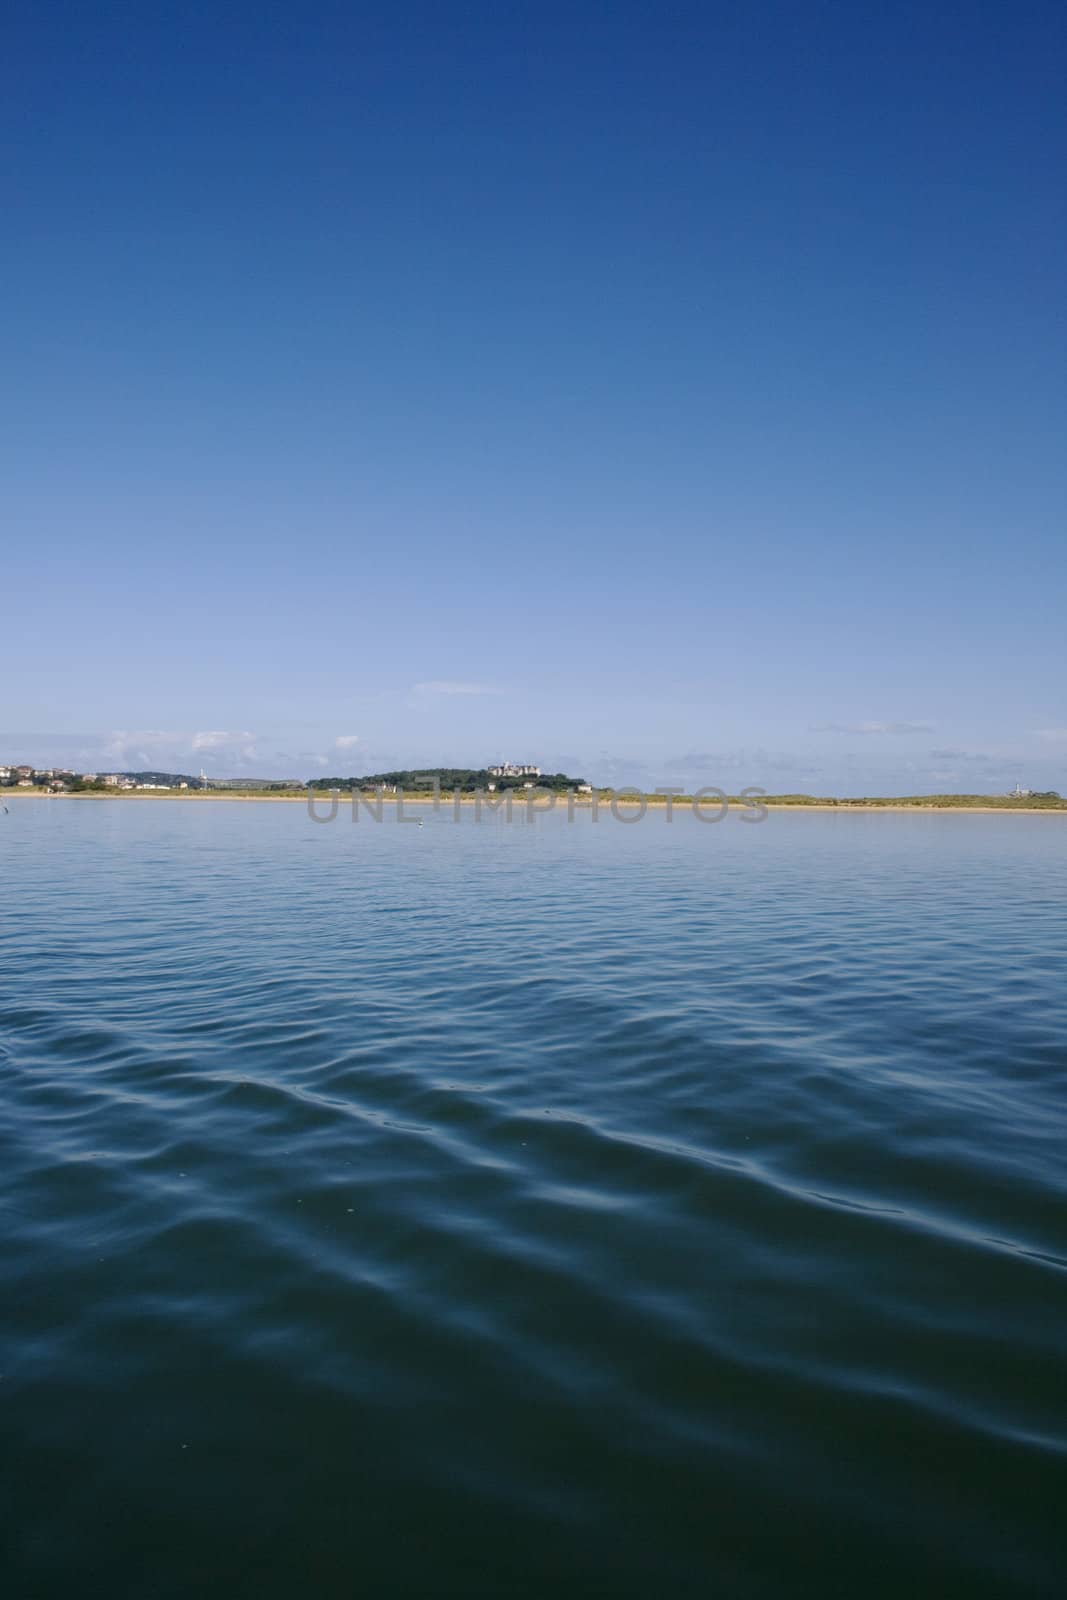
<box><xmin>4</xmin><ymin>1</ymin><xmax>1065</xmax><ymax>792</ymax></box>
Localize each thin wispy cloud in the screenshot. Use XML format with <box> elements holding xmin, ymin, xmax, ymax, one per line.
<box><xmin>1034</xmin><ymin>728</ymin><xmax>1067</xmax><ymax>743</ymax></box>
<box><xmin>810</xmin><ymin>721</ymin><xmax>934</xmax><ymax>736</ymax></box>
<box><xmin>663</xmin><ymin>749</ymin><xmax>778</xmax><ymax>775</ymax></box>
<box><xmin>928</xmin><ymin>748</ymin><xmax>1016</xmax><ymax>767</ymax></box>
<box><xmin>411</xmin><ymin>681</ymin><xmax>502</xmax><ymax>697</ymax></box>
<box><xmin>334</xmin><ymin>734</ymin><xmax>360</xmax><ymax>750</ymax></box>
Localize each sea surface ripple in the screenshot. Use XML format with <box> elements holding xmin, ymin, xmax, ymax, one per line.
<box><xmin>1</xmin><ymin>800</ymin><xmax>1065</xmax><ymax>1596</ymax></box>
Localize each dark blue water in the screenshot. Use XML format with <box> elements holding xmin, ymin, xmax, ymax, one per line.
<box><xmin>2</xmin><ymin>800</ymin><xmax>1065</xmax><ymax>1596</ymax></box>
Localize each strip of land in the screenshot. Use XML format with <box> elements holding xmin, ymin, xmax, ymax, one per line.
<box><xmin>5</xmin><ymin>789</ymin><xmax>1065</xmax><ymax>813</ymax></box>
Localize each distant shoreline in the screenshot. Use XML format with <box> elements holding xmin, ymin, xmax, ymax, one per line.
<box><xmin>5</xmin><ymin>791</ymin><xmax>1065</xmax><ymax>815</ymax></box>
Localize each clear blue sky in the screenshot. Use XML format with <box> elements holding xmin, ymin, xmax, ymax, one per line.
<box><xmin>4</xmin><ymin>1</ymin><xmax>1065</xmax><ymax>792</ymax></box>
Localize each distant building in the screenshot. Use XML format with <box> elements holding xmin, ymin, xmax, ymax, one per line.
<box><xmin>14</xmin><ymin>765</ymin><xmax>33</xmax><ymax>779</ymax></box>
<box><xmin>208</xmin><ymin>778</ymin><xmax>289</xmax><ymax>790</ymax></box>
<box><xmin>1009</xmin><ymin>784</ymin><xmax>1032</xmax><ymax>798</ymax></box>
<box><xmin>487</xmin><ymin>762</ymin><xmax>541</xmax><ymax>778</ymax></box>
<box><xmin>0</xmin><ymin>766</ymin><xmax>11</xmax><ymax>782</ymax></box>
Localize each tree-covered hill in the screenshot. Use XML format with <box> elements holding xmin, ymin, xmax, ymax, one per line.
<box><xmin>306</xmin><ymin>768</ymin><xmax>587</xmax><ymax>793</ymax></box>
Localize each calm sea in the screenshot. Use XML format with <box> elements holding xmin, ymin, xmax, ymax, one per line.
<box><xmin>1</xmin><ymin>799</ymin><xmax>1065</xmax><ymax>1596</ymax></box>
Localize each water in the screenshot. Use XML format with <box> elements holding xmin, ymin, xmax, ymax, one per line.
<box><xmin>1</xmin><ymin>799</ymin><xmax>1065</xmax><ymax>1596</ymax></box>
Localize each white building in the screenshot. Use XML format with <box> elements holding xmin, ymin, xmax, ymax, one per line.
<box><xmin>487</xmin><ymin>762</ymin><xmax>542</xmax><ymax>778</ymax></box>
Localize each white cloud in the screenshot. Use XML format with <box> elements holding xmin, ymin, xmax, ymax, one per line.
<box><xmin>103</xmin><ymin>729</ymin><xmax>178</xmax><ymax>762</ymax></box>
<box><xmin>411</xmin><ymin>680</ymin><xmax>502</xmax><ymax>697</ymax></box>
<box><xmin>1034</xmin><ymin>728</ymin><xmax>1067</xmax><ymax>743</ymax></box>
<box><xmin>80</xmin><ymin>728</ymin><xmax>259</xmax><ymax>772</ymax></box>
<box><xmin>189</xmin><ymin>730</ymin><xmax>259</xmax><ymax>764</ymax></box>
<box><xmin>334</xmin><ymin>734</ymin><xmax>360</xmax><ymax>750</ymax></box>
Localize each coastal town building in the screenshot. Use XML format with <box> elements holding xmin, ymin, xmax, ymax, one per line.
<box><xmin>487</xmin><ymin>762</ymin><xmax>541</xmax><ymax>778</ymax></box>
